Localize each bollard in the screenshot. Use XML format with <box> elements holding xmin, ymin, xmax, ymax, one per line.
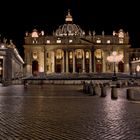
<box><xmin>89</xmin><ymin>81</ymin><xmax>93</xmax><ymax>94</ymax></box>
<box><xmin>85</xmin><ymin>83</ymin><xmax>90</xmax><ymax>94</ymax></box>
<box><xmin>85</xmin><ymin>83</ymin><xmax>88</xmax><ymax>93</ymax></box>
<box><xmin>124</xmin><ymin>81</ymin><xmax>128</xmax><ymax>87</ymax></box>
<box><xmin>126</xmin><ymin>88</ymin><xmax>134</xmax><ymax>100</ymax></box>
<box><xmin>101</xmin><ymin>84</ymin><xmax>107</xmax><ymax>97</ymax></box>
<box><xmin>111</xmin><ymin>87</ymin><xmax>118</xmax><ymax>99</ymax></box>
<box><xmin>94</xmin><ymin>84</ymin><xmax>101</xmax><ymax>96</ymax></box>
<box><xmin>90</xmin><ymin>85</ymin><xmax>95</xmax><ymax>95</ymax></box>
<box><xmin>83</xmin><ymin>81</ymin><xmax>86</xmax><ymax>92</ymax></box>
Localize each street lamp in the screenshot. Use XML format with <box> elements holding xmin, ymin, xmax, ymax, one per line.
<box><xmin>107</xmin><ymin>51</ymin><xmax>123</xmax><ymax>81</ymax></box>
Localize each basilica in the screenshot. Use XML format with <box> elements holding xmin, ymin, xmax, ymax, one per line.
<box><xmin>23</xmin><ymin>10</ymin><xmax>137</xmax><ymax>77</ymax></box>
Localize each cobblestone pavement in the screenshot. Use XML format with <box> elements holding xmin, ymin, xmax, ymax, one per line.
<box><xmin>0</xmin><ymin>84</ymin><xmax>140</xmax><ymax>140</ymax></box>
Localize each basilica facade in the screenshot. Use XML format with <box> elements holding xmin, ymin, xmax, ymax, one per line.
<box><xmin>23</xmin><ymin>11</ymin><xmax>131</xmax><ymax>77</ymax></box>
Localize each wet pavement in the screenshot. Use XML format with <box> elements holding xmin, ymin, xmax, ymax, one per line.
<box><xmin>0</xmin><ymin>84</ymin><xmax>140</xmax><ymax>140</ymax></box>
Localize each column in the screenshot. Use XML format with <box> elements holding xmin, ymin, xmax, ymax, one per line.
<box><xmin>93</xmin><ymin>50</ymin><xmax>95</xmax><ymax>73</ymax></box>
<box><xmin>116</xmin><ymin>63</ymin><xmax>118</xmax><ymax>73</ymax></box>
<box><xmin>73</xmin><ymin>50</ymin><xmax>75</xmax><ymax>73</ymax></box>
<box><xmin>82</xmin><ymin>50</ymin><xmax>85</xmax><ymax>73</ymax></box>
<box><xmin>124</xmin><ymin>50</ymin><xmax>129</xmax><ymax>73</ymax></box>
<box><xmin>44</xmin><ymin>46</ymin><xmax>46</xmax><ymax>74</ymax></box>
<box><xmin>62</xmin><ymin>50</ymin><xmax>66</xmax><ymax>73</ymax></box>
<box><xmin>66</xmin><ymin>51</ymin><xmax>69</xmax><ymax>73</ymax></box>
<box><xmin>102</xmin><ymin>51</ymin><xmax>106</xmax><ymax>73</ymax></box>
<box><xmin>89</xmin><ymin>50</ymin><xmax>92</xmax><ymax>73</ymax></box>
<box><xmin>52</xmin><ymin>51</ymin><xmax>55</xmax><ymax>73</ymax></box>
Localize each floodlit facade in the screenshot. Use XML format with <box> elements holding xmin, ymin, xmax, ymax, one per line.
<box><xmin>23</xmin><ymin>10</ymin><xmax>131</xmax><ymax>77</ymax></box>
<box><xmin>129</xmin><ymin>48</ymin><xmax>140</xmax><ymax>75</ymax></box>
<box><xmin>0</xmin><ymin>38</ymin><xmax>24</xmax><ymax>83</ymax></box>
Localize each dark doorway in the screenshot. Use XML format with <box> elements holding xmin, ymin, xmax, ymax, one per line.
<box><xmin>55</xmin><ymin>59</ymin><xmax>62</xmax><ymax>73</ymax></box>
<box><xmin>118</xmin><ymin>61</ymin><xmax>124</xmax><ymax>72</ymax></box>
<box><xmin>32</xmin><ymin>60</ymin><xmax>39</xmax><ymax>76</ymax></box>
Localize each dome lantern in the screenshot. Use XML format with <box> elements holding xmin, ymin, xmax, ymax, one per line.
<box><xmin>65</xmin><ymin>9</ymin><xmax>73</xmax><ymax>23</ymax></box>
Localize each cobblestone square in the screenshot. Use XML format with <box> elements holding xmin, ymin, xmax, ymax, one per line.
<box><xmin>0</xmin><ymin>84</ymin><xmax>140</xmax><ymax>140</ymax></box>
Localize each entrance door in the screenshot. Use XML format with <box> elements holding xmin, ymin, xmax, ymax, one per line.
<box><xmin>32</xmin><ymin>60</ymin><xmax>39</xmax><ymax>76</ymax></box>
<box><xmin>118</xmin><ymin>61</ymin><xmax>124</xmax><ymax>72</ymax></box>
<box><xmin>96</xmin><ymin>63</ymin><xmax>102</xmax><ymax>73</ymax></box>
<box><xmin>56</xmin><ymin>64</ymin><xmax>61</xmax><ymax>73</ymax></box>
<box><xmin>76</xmin><ymin>59</ymin><xmax>82</xmax><ymax>73</ymax></box>
<box><xmin>55</xmin><ymin>59</ymin><xmax>62</xmax><ymax>73</ymax></box>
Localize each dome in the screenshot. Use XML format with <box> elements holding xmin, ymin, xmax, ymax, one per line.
<box><xmin>55</xmin><ymin>24</ymin><xmax>84</xmax><ymax>36</ymax></box>
<box><xmin>55</xmin><ymin>10</ymin><xmax>84</xmax><ymax>37</ymax></box>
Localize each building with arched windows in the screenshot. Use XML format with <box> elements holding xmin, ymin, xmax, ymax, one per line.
<box><xmin>23</xmin><ymin>10</ymin><xmax>131</xmax><ymax>77</ymax></box>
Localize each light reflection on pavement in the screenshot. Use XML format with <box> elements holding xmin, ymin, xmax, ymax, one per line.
<box><xmin>0</xmin><ymin>85</ymin><xmax>140</xmax><ymax>140</ymax></box>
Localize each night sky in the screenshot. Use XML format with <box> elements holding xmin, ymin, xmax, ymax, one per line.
<box><xmin>0</xmin><ymin>0</ymin><xmax>139</xmax><ymax>58</ymax></box>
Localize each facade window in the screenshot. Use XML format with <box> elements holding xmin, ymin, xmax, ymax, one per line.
<box><xmin>46</xmin><ymin>40</ymin><xmax>50</xmax><ymax>44</ymax></box>
<box><xmin>107</xmin><ymin>40</ymin><xmax>111</xmax><ymax>44</ymax></box>
<box><xmin>118</xmin><ymin>30</ymin><xmax>124</xmax><ymax>38</ymax></box>
<box><xmin>136</xmin><ymin>65</ymin><xmax>140</xmax><ymax>72</ymax></box>
<box><xmin>0</xmin><ymin>44</ymin><xmax>5</xmax><ymax>48</ymax></box>
<box><xmin>76</xmin><ymin>50</ymin><xmax>82</xmax><ymax>59</ymax></box>
<box><xmin>33</xmin><ymin>52</ymin><xmax>37</xmax><ymax>59</ymax></box>
<box><xmin>56</xmin><ymin>40</ymin><xmax>61</xmax><ymax>43</ymax></box>
<box><xmin>56</xmin><ymin>50</ymin><xmax>63</xmax><ymax>59</ymax></box>
<box><xmin>33</xmin><ymin>39</ymin><xmax>37</xmax><ymax>44</ymax></box>
<box><xmin>95</xmin><ymin>49</ymin><xmax>102</xmax><ymax>59</ymax></box>
<box><xmin>69</xmin><ymin>52</ymin><xmax>73</xmax><ymax>59</ymax></box>
<box><xmin>86</xmin><ymin>51</ymin><xmax>89</xmax><ymax>59</ymax></box>
<box><xmin>119</xmin><ymin>39</ymin><xmax>123</xmax><ymax>44</ymax></box>
<box><xmin>96</xmin><ymin>39</ymin><xmax>101</xmax><ymax>43</ymax></box>
<box><xmin>69</xmin><ymin>39</ymin><xmax>73</xmax><ymax>43</ymax></box>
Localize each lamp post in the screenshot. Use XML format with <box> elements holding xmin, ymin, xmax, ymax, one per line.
<box><xmin>107</xmin><ymin>51</ymin><xmax>123</xmax><ymax>81</ymax></box>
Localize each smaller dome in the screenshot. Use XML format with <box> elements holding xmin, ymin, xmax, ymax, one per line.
<box><xmin>31</xmin><ymin>29</ymin><xmax>39</xmax><ymax>38</ymax></box>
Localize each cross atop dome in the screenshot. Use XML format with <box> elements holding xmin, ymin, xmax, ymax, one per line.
<box><xmin>65</xmin><ymin>9</ymin><xmax>73</xmax><ymax>23</ymax></box>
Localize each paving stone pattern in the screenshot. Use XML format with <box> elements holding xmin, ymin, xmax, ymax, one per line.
<box><xmin>0</xmin><ymin>85</ymin><xmax>140</xmax><ymax>140</ymax></box>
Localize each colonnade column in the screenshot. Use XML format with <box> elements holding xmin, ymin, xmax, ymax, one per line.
<box><xmin>44</xmin><ymin>47</ymin><xmax>46</xmax><ymax>73</ymax></box>
<box><xmin>52</xmin><ymin>51</ymin><xmax>55</xmax><ymax>73</ymax></box>
<box><xmin>62</xmin><ymin>51</ymin><xmax>66</xmax><ymax>73</ymax></box>
<box><xmin>82</xmin><ymin>50</ymin><xmax>85</xmax><ymax>73</ymax></box>
<box><xmin>89</xmin><ymin>51</ymin><xmax>92</xmax><ymax>73</ymax></box>
<box><xmin>93</xmin><ymin>50</ymin><xmax>95</xmax><ymax>73</ymax></box>
<box><xmin>124</xmin><ymin>50</ymin><xmax>130</xmax><ymax>73</ymax></box>
<box><xmin>66</xmin><ymin>51</ymin><xmax>69</xmax><ymax>73</ymax></box>
<box><xmin>26</xmin><ymin>48</ymin><xmax>32</xmax><ymax>75</ymax></box>
<box><xmin>73</xmin><ymin>50</ymin><xmax>75</xmax><ymax>73</ymax></box>
<box><xmin>102</xmin><ymin>51</ymin><xmax>106</xmax><ymax>73</ymax></box>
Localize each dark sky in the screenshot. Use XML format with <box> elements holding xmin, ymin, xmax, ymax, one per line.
<box><xmin>0</xmin><ymin>0</ymin><xmax>140</xmax><ymax>58</ymax></box>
